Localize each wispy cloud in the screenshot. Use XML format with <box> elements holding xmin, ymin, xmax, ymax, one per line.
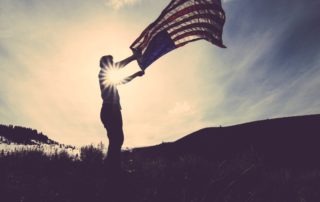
<box><xmin>105</xmin><ymin>0</ymin><xmax>141</xmax><ymax>10</ymax></box>
<box><xmin>169</xmin><ymin>101</ymin><xmax>193</xmax><ymax>115</ymax></box>
<box><xmin>201</xmin><ymin>0</ymin><xmax>320</xmax><ymax>126</ymax></box>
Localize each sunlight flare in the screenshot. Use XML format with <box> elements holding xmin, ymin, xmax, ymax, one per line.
<box><xmin>100</xmin><ymin>65</ymin><xmax>127</xmax><ymax>86</ymax></box>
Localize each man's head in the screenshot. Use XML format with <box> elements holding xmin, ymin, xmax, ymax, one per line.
<box><xmin>100</xmin><ymin>55</ymin><xmax>113</xmax><ymax>69</ymax></box>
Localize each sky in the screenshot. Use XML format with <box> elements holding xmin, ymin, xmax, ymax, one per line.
<box><xmin>1</xmin><ymin>0</ymin><xmax>320</xmax><ymax>148</ymax></box>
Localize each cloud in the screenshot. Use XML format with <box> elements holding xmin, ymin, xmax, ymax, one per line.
<box><xmin>169</xmin><ymin>101</ymin><xmax>193</xmax><ymax>115</ymax></box>
<box><xmin>199</xmin><ymin>0</ymin><xmax>320</xmax><ymax>127</ymax></box>
<box><xmin>105</xmin><ymin>0</ymin><xmax>141</xmax><ymax>10</ymax></box>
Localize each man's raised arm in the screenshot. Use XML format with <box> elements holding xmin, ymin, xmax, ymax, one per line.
<box><xmin>120</xmin><ymin>71</ymin><xmax>144</xmax><ymax>85</ymax></box>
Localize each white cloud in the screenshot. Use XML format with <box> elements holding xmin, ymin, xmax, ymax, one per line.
<box><xmin>169</xmin><ymin>101</ymin><xmax>192</xmax><ymax>115</ymax></box>
<box><xmin>105</xmin><ymin>0</ymin><xmax>141</xmax><ymax>10</ymax></box>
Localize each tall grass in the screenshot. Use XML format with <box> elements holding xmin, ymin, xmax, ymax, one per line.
<box><xmin>0</xmin><ymin>145</ymin><xmax>319</xmax><ymax>202</ymax></box>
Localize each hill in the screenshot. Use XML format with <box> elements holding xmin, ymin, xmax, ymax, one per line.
<box><xmin>0</xmin><ymin>124</ymin><xmax>77</xmax><ymax>155</ymax></box>
<box><xmin>133</xmin><ymin>114</ymin><xmax>320</xmax><ymax>167</ymax></box>
<box><xmin>0</xmin><ymin>124</ymin><xmax>57</xmax><ymax>145</ymax></box>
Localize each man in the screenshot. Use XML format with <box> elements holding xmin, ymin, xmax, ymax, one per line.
<box><xmin>99</xmin><ymin>55</ymin><xmax>144</xmax><ymax>172</ymax></box>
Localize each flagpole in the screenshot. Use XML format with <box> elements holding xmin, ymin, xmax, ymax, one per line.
<box><xmin>116</xmin><ymin>54</ymin><xmax>137</xmax><ymax>68</ymax></box>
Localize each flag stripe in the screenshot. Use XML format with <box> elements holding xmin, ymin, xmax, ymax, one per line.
<box><xmin>167</xmin><ymin>14</ymin><xmax>224</xmax><ymax>34</ymax></box>
<box><xmin>168</xmin><ymin>23</ymin><xmax>222</xmax><ymax>39</ymax></box>
<box><xmin>170</xmin><ymin>28</ymin><xmax>221</xmax><ymax>46</ymax></box>
<box><xmin>164</xmin><ymin>4</ymin><xmax>224</xmax><ymax>26</ymax></box>
<box><xmin>166</xmin><ymin>0</ymin><xmax>185</xmax><ymax>11</ymax></box>
<box><xmin>130</xmin><ymin>0</ymin><xmax>180</xmax><ymax>49</ymax></box>
<box><xmin>173</xmin><ymin>30</ymin><xmax>215</xmax><ymax>42</ymax></box>
<box><xmin>130</xmin><ymin>0</ymin><xmax>188</xmax><ymax>48</ymax></box>
<box><xmin>175</xmin><ymin>32</ymin><xmax>225</xmax><ymax>48</ymax></box>
<box><xmin>175</xmin><ymin>35</ymin><xmax>208</xmax><ymax>47</ymax></box>
<box><xmin>155</xmin><ymin>1</ymin><xmax>200</xmax><ymax>28</ymax></box>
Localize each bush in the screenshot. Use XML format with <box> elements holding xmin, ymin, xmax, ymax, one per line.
<box><xmin>80</xmin><ymin>145</ymin><xmax>104</xmax><ymax>165</ymax></box>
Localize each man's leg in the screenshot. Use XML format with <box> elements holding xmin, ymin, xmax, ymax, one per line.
<box><xmin>105</xmin><ymin>108</ymin><xmax>124</xmax><ymax>171</ymax></box>
<box><xmin>106</xmin><ymin>129</ymin><xmax>124</xmax><ymax>170</ymax></box>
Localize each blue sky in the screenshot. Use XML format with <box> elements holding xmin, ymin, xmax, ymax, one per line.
<box><xmin>1</xmin><ymin>0</ymin><xmax>319</xmax><ymax>147</ymax></box>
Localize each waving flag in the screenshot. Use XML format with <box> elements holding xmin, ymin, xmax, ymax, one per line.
<box><xmin>131</xmin><ymin>0</ymin><xmax>226</xmax><ymax>70</ymax></box>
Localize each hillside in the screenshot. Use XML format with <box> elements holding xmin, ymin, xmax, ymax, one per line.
<box><xmin>133</xmin><ymin>114</ymin><xmax>320</xmax><ymax>167</ymax></box>
<box><xmin>0</xmin><ymin>124</ymin><xmax>57</xmax><ymax>145</ymax></box>
<box><xmin>0</xmin><ymin>124</ymin><xmax>77</xmax><ymax>155</ymax></box>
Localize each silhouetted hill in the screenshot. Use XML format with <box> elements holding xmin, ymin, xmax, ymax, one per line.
<box><xmin>133</xmin><ymin>114</ymin><xmax>320</xmax><ymax>167</ymax></box>
<box><xmin>0</xmin><ymin>124</ymin><xmax>57</xmax><ymax>145</ymax></box>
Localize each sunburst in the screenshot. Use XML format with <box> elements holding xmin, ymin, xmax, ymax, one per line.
<box><xmin>99</xmin><ymin>63</ymin><xmax>127</xmax><ymax>87</ymax></box>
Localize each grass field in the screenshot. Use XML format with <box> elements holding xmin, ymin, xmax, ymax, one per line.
<box><xmin>1</xmin><ymin>144</ymin><xmax>320</xmax><ymax>202</ymax></box>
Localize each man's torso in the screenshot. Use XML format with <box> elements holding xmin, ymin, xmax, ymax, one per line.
<box><xmin>99</xmin><ymin>69</ymin><xmax>121</xmax><ymax>109</ymax></box>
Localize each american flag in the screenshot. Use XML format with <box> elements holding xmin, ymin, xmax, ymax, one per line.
<box><xmin>131</xmin><ymin>0</ymin><xmax>226</xmax><ymax>70</ymax></box>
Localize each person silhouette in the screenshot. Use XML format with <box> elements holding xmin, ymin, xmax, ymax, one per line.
<box><xmin>99</xmin><ymin>55</ymin><xmax>144</xmax><ymax>172</ymax></box>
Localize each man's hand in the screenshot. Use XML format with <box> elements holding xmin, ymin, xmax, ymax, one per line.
<box><xmin>120</xmin><ymin>70</ymin><xmax>145</xmax><ymax>85</ymax></box>
<box><xmin>137</xmin><ymin>70</ymin><xmax>145</xmax><ymax>77</ymax></box>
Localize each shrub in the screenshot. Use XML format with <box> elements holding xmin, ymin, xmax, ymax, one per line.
<box><xmin>80</xmin><ymin>145</ymin><xmax>104</xmax><ymax>165</ymax></box>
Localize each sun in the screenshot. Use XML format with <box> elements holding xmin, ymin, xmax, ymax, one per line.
<box><xmin>106</xmin><ymin>66</ymin><xmax>126</xmax><ymax>85</ymax></box>
<box><xmin>100</xmin><ymin>64</ymin><xmax>128</xmax><ymax>87</ymax></box>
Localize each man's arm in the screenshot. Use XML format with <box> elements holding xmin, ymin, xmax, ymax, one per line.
<box><xmin>120</xmin><ymin>71</ymin><xmax>144</xmax><ymax>85</ymax></box>
<box><xmin>115</xmin><ymin>54</ymin><xmax>137</xmax><ymax>68</ymax></box>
